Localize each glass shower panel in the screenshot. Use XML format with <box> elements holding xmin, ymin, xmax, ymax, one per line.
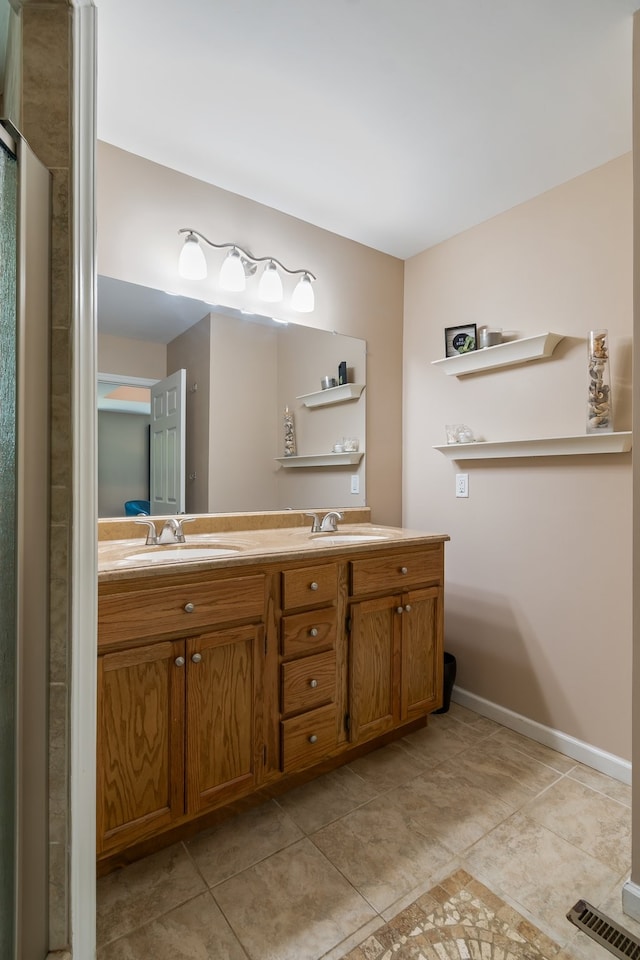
<box><xmin>0</xmin><ymin>136</ymin><xmax>18</xmax><ymax>960</ymax></box>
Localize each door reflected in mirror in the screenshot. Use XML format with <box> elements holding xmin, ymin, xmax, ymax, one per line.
<box><xmin>98</xmin><ymin>277</ymin><xmax>367</xmax><ymax>518</ymax></box>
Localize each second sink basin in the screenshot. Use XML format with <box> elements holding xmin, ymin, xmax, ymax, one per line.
<box><xmin>124</xmin><ymin>544</ymin><xmax>244</xmax><ymax>563</ymax></box>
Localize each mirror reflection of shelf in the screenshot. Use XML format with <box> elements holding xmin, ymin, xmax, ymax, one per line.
<box><xmin>275</xmin><ymin>452</ymin><xmax>364</xmax><ymax>468</ymax></box>
<box><xmin>297</xmin><ymin>383</ymin><xmax>365</xmax><ymax>407</ymax></box>
<box><xmin>431</xmin><ymin>333</ymin><xmax>563</xmax><ymax>377</ymax></box>
<box><xmin>433</xmin><ymin>432</ymin><xmax>632</xmax><ymax>460</ymax></box>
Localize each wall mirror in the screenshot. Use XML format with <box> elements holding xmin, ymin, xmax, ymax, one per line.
<box><xmin>98</xmin><ymin>275</ymin><xmax>367</xmax><ymax>518</ymax></box>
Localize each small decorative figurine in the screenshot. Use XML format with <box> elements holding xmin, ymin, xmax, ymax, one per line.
<box><xmin>587</xmin><ymin>329</ymin><xmax>613</xmax><ymax>433</ymax></box>
<box><xmin>284</xmin><ymin>406</ymin><xmax>296</xmax><ymax>456</ymax></box>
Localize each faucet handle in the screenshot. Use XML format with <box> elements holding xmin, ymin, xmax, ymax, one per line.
<box><xmin>174</xmin><ymin>517</ymin><xmax>195</xmax><ymax>542</ymax></box>
<box><xmin>175</xmin><ymin>517</ymin><xmax>195</xmax><ymax>534</ymax></box>
<box><xmin>305</xmin><ymin>512</ymin><xmax>321</xmax><ymax>533</ymax></box>
<box><xmin>134</xmin><ymin>519</ymin><xmax>158</xmax><ymax>545</ymax></box>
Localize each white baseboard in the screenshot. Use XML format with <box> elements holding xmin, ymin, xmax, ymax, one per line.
<box><xmin>451</xmin><ymin>686</ymin><xmax>631</xmax><ymax>785</ymax></box>
<box><xmin>623</xmin><ymin>880</ymin><xmax>640</xmax><ymax>923</ymax></box>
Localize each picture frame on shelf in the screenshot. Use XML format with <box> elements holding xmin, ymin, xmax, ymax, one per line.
<box><xmin>444</xmin><ymin>323</ymin><xmax>477</xmax><ymax>357</ymax></box>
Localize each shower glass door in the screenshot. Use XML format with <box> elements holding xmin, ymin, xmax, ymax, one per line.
<box><xmin>0</xmin><ymin>133</ymin><xmax>18</xmax><ymax>960</ymax></box>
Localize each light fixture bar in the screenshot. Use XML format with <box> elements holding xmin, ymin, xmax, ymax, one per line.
<box><xmin>177</xmin><ymin>228</ymin><xmax>316</xmax><ymax>281</ymax></box>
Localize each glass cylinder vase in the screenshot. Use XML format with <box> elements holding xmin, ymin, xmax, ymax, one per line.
<box><xmin>587</xmin><ymin>329</ymin><xmax>613</xmax><ymax>434</ymax></box>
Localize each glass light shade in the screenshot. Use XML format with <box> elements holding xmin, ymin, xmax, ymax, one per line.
<box><xmin>258</xmin><ymin>261</ymin><xmax>283</xmax><ymax>302</ymax></box>
<box><xmin>178</xmin><ymin>234</ymin><xmax>207</xmax><ymax>280</ymax></box>
<box><xmin>219</xmin><ymin>249</ymin><xmax>246</xmax><ymax>291</ymax></box>
<box><xmin>291</xmin><ymin>273</ymin><xmax>315</xmax><ymax>312</ymax></box>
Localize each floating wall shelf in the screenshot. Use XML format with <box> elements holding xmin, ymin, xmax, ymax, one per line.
<box><xmin>296</xmin><ymin>383</ymin><xmax>365</xmax><ymax>407</ymax></box>
<box><xmin>433</xmin><ymin>432</ymin><xmax>632</xmax><ymax>461</ymax></box>
<box><xmin>275</xmin><ymin>452</ymin><xmax>364</xmax><ymax>468</ymax></box>
<box><xmin>431</xmin><ymin>333</ymin><xmax>564</xmax><ymax>377</ymax></box>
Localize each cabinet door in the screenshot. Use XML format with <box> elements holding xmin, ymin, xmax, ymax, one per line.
<box><xmin>401</xmin><ymin>586</ymin><xmax>443</xmax><ymax>720</ymax></box>
<box><xmin>97</xmin><ymin>639</ymin><xmax>185</xmax><ymax>854</ymax></box>
<box><xmin>186</xmin><ymin>624</ymin><xmax>264</xmax><ymax>813</ymax></box>
<box><xmin>349</xmin><ymin>595</ymin><xmax>401</xmax><ymax>744</ymax></box>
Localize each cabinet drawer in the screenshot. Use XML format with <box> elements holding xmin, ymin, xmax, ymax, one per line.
<box><xmin>99</xmin><ymin>575</ymin><xmax>265</xmax><ymax>647</ymax></box>
<box><xmin>281</xmin><ymin>563</ymin><xmax>337</xmax><ymax>611</ymax></box>
<box><xmin>281</xmin><ymin>607</ymin><xmax>337</xmax><ymax>657</ymax></box>
<box><xmin>350</xmin><ymin>547</ymin><xmax>443</xmax><ymax>596</ymax></box>
<box><xmin>280</xmin><ymin>703</ymin><xmax>337</xmax><ymax>773</ymax></box>
<box><xmin>281</xmin><ymin>650</ymin><xmax>336</xmax><ymax>715</ymax></box>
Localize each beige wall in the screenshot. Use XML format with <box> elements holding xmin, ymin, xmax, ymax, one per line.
<box><xmin>276</xmin><ymin>324</ymin><xmax>366</xmax><ymax>509</ymax></box>
<box><xmin>165</xmin><ymin>312</ymin><xmax>367</xmax><ymax>514</ymax></box>
<box><xmin>404</xmin><ymin>154</ymin><xmax>633</xmax><ymax>760</ymax></box>
<box><xmin>98</xmin><ymin>331</ymin><xmax>166</xmax><ymax>379</ymax></box>
<box><xmin>209</xmin><ymin>314</ymin><xmax>279</xmax><ymax>512</ymax></box>
<box><xmin>97</xmin><ymin>141</ymin><xmax>405</xmax><ymax>525</ymax></box>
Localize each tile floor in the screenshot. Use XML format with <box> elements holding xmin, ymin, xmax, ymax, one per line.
<box><xmin>96</xmin><ymin>703</ymin><xmax>636</xmax><ymax>960</ymax></box>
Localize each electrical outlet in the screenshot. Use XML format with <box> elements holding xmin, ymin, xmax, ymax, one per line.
<box><xmin>455</xmin><ymin>473</ymin><xmax>469</xmax><ymax>498</ymax></box>
<box><xmin>350</xmin><ymin>474</ymin><xmax>360</xmax><ymax>495</ymax></box>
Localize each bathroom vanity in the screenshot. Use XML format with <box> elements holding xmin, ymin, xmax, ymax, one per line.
<box><xmin>96</xmin><ymin>511</ymin><xmax>448</xmax><ymax>872</ymax></box>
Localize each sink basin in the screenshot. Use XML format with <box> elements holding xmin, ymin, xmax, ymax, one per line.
<box><xmin>309</xmin><ymin>533</ymin><xmax>390</xmax><ymax>545</ymax></box>
<box><xmin>124</xmin><ymin>544</ymin><xmax>244</xmax><ymax>563</ymax></box>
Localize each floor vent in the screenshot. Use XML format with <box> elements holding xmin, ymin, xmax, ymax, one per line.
<box><xmin>567</xmin><ymin>900</ymin><xmax>640</xmax><ymax>960</ymax></box>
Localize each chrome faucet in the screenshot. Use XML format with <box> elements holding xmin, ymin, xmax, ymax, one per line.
<box><xmin>135</xmin><ymin>517</ymin><xmax>194</xmax><ymax>545</ymax></box>
<box><xmin>320</xmin><ymin>511</ymin><xmax>343</xmax><ymax>532</ymax></box>
<box><xmin>305</xmin><ymin>512</ymin><xmax>321</xmax><ymax>533</ymax></box>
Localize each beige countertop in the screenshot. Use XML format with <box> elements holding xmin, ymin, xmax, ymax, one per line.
<box><xmin>98</xmin><ymin>512</ymin><xmax>449</xmax><ymax>584</ymax></box>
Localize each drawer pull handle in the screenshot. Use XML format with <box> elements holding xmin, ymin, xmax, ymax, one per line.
<box><xmin>174</xmin><ymin>656</ymin><xmax>185</xmax><ymax>667</ymax></box>
<box><xmin>310</xmin><ymin>581</ymin><xmax>319</xmax><ymax>591</ymax></box>
<box><xmin>396</xmin><ymin>606</ymin><xmax>404</xmax><ymax>615</ymax></box>
<box><xmin>309</xmin><ymin>679</ymin><xmax>318</xmax><ymax>688</ymax></box>
<box><xmin>400</xmin><ymin>566</ymin><xmax>408</xmax><ymax>575</ymax></box>
<box><xmin>308</xmin><ymin>734</ymin><xmax>318</xmax><ymax>744</ymax></box>
<box><xmin>191</xmin><ymin>653</ymin><xmax>202</xmax><ymax>664</ymax></box>
<box><xmin>184</xmin><ymin>602</ymin><xmax>195</xmax><ymax>613</ymax></box>
<box><xmin>309</xmin><ymin>627</ymin><xmax>319</xmax><ymax>638</ymax></box>
<box><xmin>404</xmin><ymin>604</ymin><xmax>412</xmax><ymax>613</ymax></box>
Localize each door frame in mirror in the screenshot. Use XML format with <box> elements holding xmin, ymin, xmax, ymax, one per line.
<box><xmin>97</xmin><ymin>372</ymin><xmax>157</xmax><ymax>414</ymax></box>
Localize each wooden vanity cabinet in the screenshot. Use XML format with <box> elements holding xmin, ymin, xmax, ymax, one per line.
<box><xmin>185</xmin><ymin>624</ymin><xmax>265</xmax><ymax>814</ymax></box>
<box><xmin>97</xmin><ymin>537</ymin><xmax>446</xmax><ymax>866</ymax></box>
<box><xmin>97</xmin><ymin>571</ymin><xmax>268</xmax><ymax>856</ymax></box>
<box><xmin>348</xmin><ymin>547</ymin><xmax>444</xmax><ymax>746</ymax></box>
<box><xmin>97</xmin><ymin>638</ymin><xmax>186</xmax><ymax>855</ymax></box>
<box><xmin>279</xmin><ymin>562</ymin><xmax>341</xmax><ymax>773</ymax></box>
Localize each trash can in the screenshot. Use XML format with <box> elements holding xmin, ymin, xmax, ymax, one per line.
<box><xmin>124</xmin><ymin>499</ymin><xmax>151</xmax><ymax>516</ymax></box>
<box><xmin>433</xmin><ymin>652</ymin><xmax>456</xmax><ymax>714</ymax></box>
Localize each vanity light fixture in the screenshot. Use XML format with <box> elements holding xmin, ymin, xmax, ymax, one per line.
<box><xmin>177</xmin><ymin>231</ymin><xmax>208</xmax><ymax>280</ymax></box>
<box><xmin>177</xmin><ymin>228</ymin><xmax>316</xmax><ymax>312</ymax></box>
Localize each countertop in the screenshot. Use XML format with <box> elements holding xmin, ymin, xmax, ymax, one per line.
<box><xmin>98</xmin><ymin>516</ymin><xmax>450</xmax><ymax>584</ymax></box>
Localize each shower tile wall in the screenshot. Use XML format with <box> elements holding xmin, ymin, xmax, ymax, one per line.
<box><xmin>12</xmin><ymin>0</ymin><xmax>74</xmax><ymax>949</ymax></box>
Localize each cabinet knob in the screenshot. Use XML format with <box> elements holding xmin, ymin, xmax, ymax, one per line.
<box><xmin>308</xmin><ymin>734</ymin><xmax>318</xmax><ymax>744</ymax></box>
<box><xmin>309</xmin><ymin>581</ymin><xmax>319</xmax><ymax>591</ymax></box>
<box><xmin>396</xmin><ymin>606</ymin><xmax>404</xmax><ymax>615</ymax></box>
<box><xmin>191</xmin><ymin>652</ymin><xmax>202</xmax><ymax>664</ymax></box>
<box><xmin>400</xmin><ymin>566</ymin><xmax>408</xmax><ymax>575</ymax></box>
<box><xmin>174</xmin><ymin>656</ymin><xmax>185</xmax><ymax>667</ymax></box>
<box><xmin>309</xmin><ymin>679</ymin><xmax>318</xmax><ymax>688</ymax></box>
<box><xmin>184</xmin><ymin>602</ymin><xmax>195</xmax><ymax>613</ymax></box>
<box><xmin>309</xmin><ymin>627</ymin><xmax>319</xmax><ymax>638</ymax></box>
<box><xmin>404</xmin><ymin>604</ymin><xmax>412</xmax><ymax>613</ymax></box>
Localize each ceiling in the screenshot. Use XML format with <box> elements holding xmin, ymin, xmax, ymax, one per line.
<box><xmin>96</xmin><ymin>0</ymin><xmax>639</xmax><ymax>261</ymax></box>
